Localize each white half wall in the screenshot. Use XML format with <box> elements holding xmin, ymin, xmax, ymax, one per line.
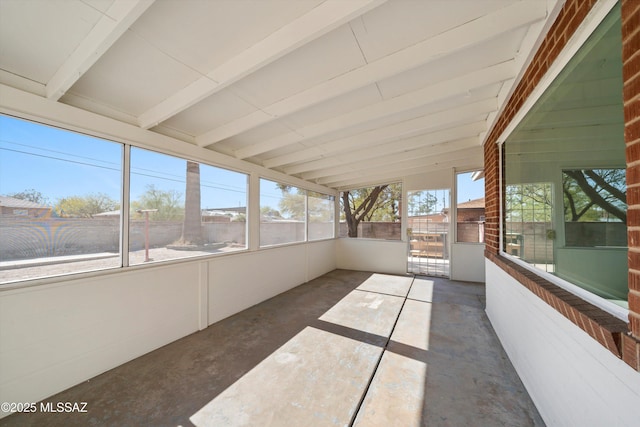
<box><xmin>0</xmin><ymin>240</ymin><xmax>336</xmax><ymax>418</ymax></box>
<box><xmin>485</xmin><ymin>259</ymin><xmax>640</xmax><ymax>427</ymax></box>
<box><xmin>450</xmin><ymin>243</ymin><xmax>485</xmax><ymax>282</ymax></box>
<box><xmin>208</xmin><ymin>240</ymin><xmax>336</xmax><ymax>324</ymax></box>
<box><xmin>335</xmin><ymin>238</ymin><xmax>407</xmax><ymax>275</ymax></box>
<box><xmin>0</xmin><ymin>262</ymin><xmax>202</xmax><ymax>411</ymax></box>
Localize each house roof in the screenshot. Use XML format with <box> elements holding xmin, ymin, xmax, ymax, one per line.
<box><xmin>0</xmin><ymin>196</ymin><xmax>50</xmax><ymax>210</ymax></box>
<box><xmin>0</xmin><ymin>0</ymin><xmax>562</xmax><ymax>190</ymax></box>
<box><xmin>458</xmin><ymin>197</ymin><xmax>485</xmax><ymax>209</ymax></box>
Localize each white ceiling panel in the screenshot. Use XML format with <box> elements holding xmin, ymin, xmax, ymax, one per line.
<box><xmin>351</xmin><ymin>0</ymin><xmax>517</xmax><ymax>62</ymax></box>
<box><xmin>82</xmin><ymin>0</ymin><xmax>116</xmax><ymax>13</ymax></box>
<box><xmin>67</xmin><ymin>30</ymin><xmax>201</xmax><ymax>116</ymax></box>
<box><xmin>279</xmin><ymin>84</ymin><xmax>383</xmax><ymax>130</ymax></box>
<box><xmin>0</xmin><ymin>0</ymin><xmax>103</xmax><ymax>83</ymax></box>
<box><xmin>229</xmin><ymin>24</ymin><xmax>367</xmax><ymax>109</ymax></box>
<box><xmin>130</xmin><ymin>0</ymin><xmax>324</xmax><ymax>74</ymax></box>
<box><xmin>160</xmin><ymin>87</ymin><xmax>259</xmax><ymax>137</ymax></box>
<box><xmin>376</xmin><ymin>30</ymin><xmax>525</xmax><ymax>99</ymax></box>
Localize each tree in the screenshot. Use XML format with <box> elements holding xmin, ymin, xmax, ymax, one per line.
<box><xmin>341</xmin><ymin>183</ymin><xmax>401</xmax><ymax>237</ymax></box>
<box><xmin>171</xmin><ymin>160</ymin><xmax>204</xmax><ymax>245</ymax></box>
<box><xmin>260</xmin><ymin>206</ymin><xmax>282</xmax><ymax>219</ymax></box>
<box><xmin>131</xmin><ymin>184</ymin><xmax>183</xmax><ymax>220</ymax></box>
<box><xmin>278</xmin><ymin>186</ymin><xmax>305</xmax><ymax>220</ymax></box>
<box><xmin>307</xmin><ymin>191</ymin><xmax>334</xmax><ymax>223</ymax></box>
<box><xmin>277</xmin><ymin>188</ymin><xmax>334</xmax><ymax>222</ymax></box>
<box><xmin>55</xmin><ymin>193</ymin><xmax>118</xmax><ymax>218</ymax></box>
<box><xmin>563</xmin><ymin>169</ymin><xmax>626</xmax><ymax>223</ymax></box>
<box><xmin>505</xmin><ymin>183</ymin><xmax>553</xmax><ymax>222</ymax></box>
<box><xmin>407</xmin><ymin>190</ymin><xmax>437</xmax><ymax>216</ymax></box>
<box><xmin>7</xmin><ymin>189</ymin><xmax>49</xmax><ymax>205</ymax></box>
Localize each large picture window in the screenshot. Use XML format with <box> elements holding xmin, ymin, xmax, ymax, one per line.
<box><xmin>0</xmin><ymin>115</ymin><xmax>123</xmax><ymax>283</ymax></box>
<box><xmin>502</xmin><ymin>5</ymin><xmax>627</xmax><ymax>306</ymax></box>
<box><xmin>339</xmin><ymin>183</ymin><xmax>402</xmax><ymax>239</ymax></box>
<box><xmin>260</xmin><ymin>179</ymin><xmax>306</xmax><ymax>247</ymax></box>
<box><xmin>308</xmin><ymin>191</ymin><xmax>335</xmax><ymax>241</ymax></box>
<box><xmin>129</xmin><ymin>148</ymin><xmax>248</xmax><ymax>264</ymax></box>
<box><xmin>456</xmin><ymin>171</ymin><xmax>485</xmax><ymax>243</ymax></box>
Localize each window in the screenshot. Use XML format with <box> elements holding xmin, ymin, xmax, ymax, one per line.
<box><xmin>562</xmin><ymin>169</ymin><xmax>626</xmax><ymax>247</ymax></box>
<box><xmin>456</xmin><ymin>171</ymin><xmax>485</xmax><ymax>243</ymax></box>
<box><xmin>339</xmin><ymin>183</ymin><xmax>402</xmax><ymax>239</ymax></box>
<box><xmin>308</xmin><ymin>191</ymin><xmax>335</xmax><ymax>241</ymax></box>
<box><xmin>0</xmin><ymin>115</ymin><xmax>123</xmax><ymax>283</ymax></box>
<box><xmin>260</xmin><ymin>179</ymin><xmax>306</xmax><ymax>246</ymax></box>
<box><xmin>502</xmin><ymin>5</ymin><xmax>627</xmax><ymax>306</ymax></box>
<box><xmin>129</xmin><ymin>148</ymin><xmax>248</xmax><ymax>264</ymax></box>
<box><xmin>504</xmin><ymin>182</ymin><xmax>554</xmax><ymax>271</ymax></box>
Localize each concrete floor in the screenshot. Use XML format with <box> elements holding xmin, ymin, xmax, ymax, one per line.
<box><xmin>0</xmin><ymin>269</ymin><xmax>544</xmax><ymax>427</ymax></box>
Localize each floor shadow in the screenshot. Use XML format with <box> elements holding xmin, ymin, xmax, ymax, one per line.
<box><xmin>0</xmin><ymin>269</ymin><xmax>374</xmax><ymax>427</ymax></box>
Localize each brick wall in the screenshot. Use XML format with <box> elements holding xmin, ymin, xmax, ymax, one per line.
<box><xmin>484</xmin><ymin>0</ymin><xmax>640</xmax><ymax>370</ymax></box>
<box><xmin>624</xmin><ymin>0</ymin><xmax>640</xmax><ymax>342</ymax></box>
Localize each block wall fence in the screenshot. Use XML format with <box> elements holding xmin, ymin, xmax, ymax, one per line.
<box><xmin>483</xmin><ymin>0</ymin><xmax>640</xmax><ymax>371</ymax></box>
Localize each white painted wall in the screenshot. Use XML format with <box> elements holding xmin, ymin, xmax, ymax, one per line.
<box><xmin>485</xmin><ymin>259</ymin><xmax>640</xmax><ymax>427</ymax></box>
<box><xmin>209</xmin><ymin>241</ymin><xmax>335</xmax><ymax>324</ymax></box>
<box><xmin>335</xmin><ymin>238</ymin><xmax>407</xmax><ymax>275</ymax></box>
<box><xmin>0</xmin><ymin>240</ymin><xmax>336</xmax><ymax>418</ymax></box>
<box><xmin>450</xmin><ymin>243</ymin><xmax>485</xmax><ymax>282</ymax></box>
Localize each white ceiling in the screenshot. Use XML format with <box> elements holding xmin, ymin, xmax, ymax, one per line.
<box><xmin>0</xmin><ymin>0</ymin><xmax>561</xmax><ymax>190</ymax></box>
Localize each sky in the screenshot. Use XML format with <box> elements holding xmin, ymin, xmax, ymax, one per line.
<box><xmin>0</xmin><ymin>115</ymin><xmax>247</xmax><ymax>209</ymax></box>
<box><xmin>1</xmin><ymin>114</ymin><xmax>483</xmax><ymax>211</ymax></box>
<box><xmin>457</xmin><ymin>171</ymin><xmax>485</xmax><ymax>203</ymax></box>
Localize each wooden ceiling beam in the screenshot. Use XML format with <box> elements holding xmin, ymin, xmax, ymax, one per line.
<box><xmin>138</xmin><ymin>0</ymin><xmax>386</xmax><ymax>129</ymax></box>
<box><xmin>46</xmin><ymin>0</ymin><xmax>155</xmax><ymax>101</ymax></box>
<box><xmin>195</xmin><ymin>1</ymin><xmax>546</xmax><ymax>147</ymax></box>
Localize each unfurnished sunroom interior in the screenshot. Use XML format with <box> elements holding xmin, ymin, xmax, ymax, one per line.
<box><xmin>0</xmin><ymin>0</ymin><xmax>639</xmax><ymax>426</ymax></box>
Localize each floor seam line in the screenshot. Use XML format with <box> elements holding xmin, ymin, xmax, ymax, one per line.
<box><xmin>348</xmin><ymin>275</ymin><xmax>416</xmax><ymax>426</ymax></box>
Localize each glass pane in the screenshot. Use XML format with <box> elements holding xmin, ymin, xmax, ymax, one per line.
<box><xmin>308</xmin><ymin>191</ymin><xmax>334</xmax><ymax>241</ymax></box>
<box><xmin>407</xmin><ymin>189</ymin><xmax>450</xmax><ymax>276</ymax></box>
<box><xmin>129</xmin><ymin>148</ymin><xmax>247</xmax><ymax>264</ymax></box>
<box><xmin>0</xmin><ymin>115</ymin><xmax>122</xmax><ymax>284</ymax></box>
<box><xmin>502</xmin><ymin>5</ymin><xmax>626</xmax><ymax>305</ymax></box>
<box><xmin>563</xmin><ymin>169</ymin><xmax>627</xmax><ymax>247</ymax></box>
<box><xmin>339</xmin><ymin>183</ymin><xmax>402</xmax><ymax>239</ymax></box>
<box><xmin>456</xmin><ymin>171</ymin><xmax>485</xmax><ymax>243</ymax></box>
<box><xmin>504</xmin><ymin>183</ymin><xmax>555</xmax><ymax>272</ymax></box>
<box><xmin>260</xmin><ymin>179</ymin><xmax>306</xmax><ymax>246</ymax></box>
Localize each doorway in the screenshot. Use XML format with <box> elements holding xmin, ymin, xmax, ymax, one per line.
<box><xmin>407</xmin><ymin>188</ymin><xmax>450</xmax><ymax>277</ymax></box>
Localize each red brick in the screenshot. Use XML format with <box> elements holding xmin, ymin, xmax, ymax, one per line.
<box><xmin>623</xmin><ymin>51</ymin><xmax>640</xmax><ymax>84</ymax></box>
<box><xmin>621</xmin><ymin>333</ymin><xmax>640</xmax><ymax>370</ymax></box>
<box><xmin>629</xmin><ymin>270</ymin><xmax>640</xmax><ymax>292</ymax></box>
<box><xmin>624</xmin><ymin>73</ymin><xmax>640</xmax><ymax>105</ymax></box>
<box><xmin>630</xmin><ymin>290</ymin><xmax>640</xmax><ymax>313</ymax></box>
<box><xmin>623</xmin><ymin>4</ymin><xmax>640</xmax><ymax>38</ymax></box>
<box><xmin>627</xmin><ymin>119</ymin><xmax>640</xmax><ymax>146</ymax></box>
<box><xmin>624</xmin><ymin>38</ymin><xmax>640</xmax><ymax>63</ymax></box>
<box><xmin>627</xmin><ymin>165</ymin><xmax>640</xmax><ymax>186</ymax></box>
<box><xmin>629</xmin><ymin>250</ymin><xmax>640</xmax><ymax>270</ymax></box>
<box><xmin>627</xmin><ymin>186</ymin><xmax>640</xmax><ymax>206</ymax></box>
<box><xmin>631</xmin><ymin>312</ymin><xmax>640</xmax><ymax>338</ymax></box>
<box><xmin>625</xmin><ymin>95</ymin><xmax>640</xmax><ymax>126</ymax></box>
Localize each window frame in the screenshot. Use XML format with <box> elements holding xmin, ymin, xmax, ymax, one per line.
<box><xmin>454</xmin><ymin>169</ymin><xmax>485</xmax><ymax>245</ymax></box>
<box><xmin>0</xmin><ymin>113</ymin><xmax>337</xmax><ymax>288</ymax></box>
<box><xmin>496</xmin><ymin>2</ymin><xmax>628</xmax><ymax>321</ymax></box>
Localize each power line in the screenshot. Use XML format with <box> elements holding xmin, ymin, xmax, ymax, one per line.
<box><xmin>1</xmin><ymin>145</ymin><xmax>247</xmax><ymax>194</ymax></box>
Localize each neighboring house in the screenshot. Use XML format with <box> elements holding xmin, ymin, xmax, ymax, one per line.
<box><xmin>456</xmin><ymin>197</ymin><xmax>485</xmax><ymax>222</ymax></box>
<box><xmin>0</xmin><ymin>196</ymin><xmax>52</xmax><ymax>217</ymax></box>
<box><xmin>202</xmin><ymin>206</ymin><xmax>246</xmax><ymax>222</ymax></box>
